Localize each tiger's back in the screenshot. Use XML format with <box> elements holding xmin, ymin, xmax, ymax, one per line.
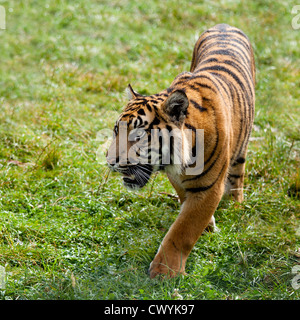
<box><xmin>168</xmin><ymin>23</ymin><xmax>255</xmax><ymax>201</ymax></box>
<box><xmin>191</xmin><ymin>24</ymin><xmax>255</xmax><ymax>162</ymax></box>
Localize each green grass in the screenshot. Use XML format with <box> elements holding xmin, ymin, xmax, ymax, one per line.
<box><xmin>0</xmin><ymin>0</ymin><xmax>299</xmax><ymax>300</ymax></box>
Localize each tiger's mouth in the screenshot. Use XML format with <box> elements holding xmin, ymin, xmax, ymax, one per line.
<box><xmin>121</xmin><ymin>164</ymin><xmax>153</xmax><ymax>190</ymax></box>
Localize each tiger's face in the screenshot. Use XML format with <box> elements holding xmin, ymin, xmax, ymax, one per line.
<box><xmin>106</xmin><ymin>84</ymin><xmax>190</xmax><ymax>190</ymax></box>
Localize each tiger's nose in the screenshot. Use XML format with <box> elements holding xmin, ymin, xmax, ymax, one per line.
<box><xmin>106</xmin><ymin>155</ymin><xmax>119</xmax><ymax>167</ymax></box>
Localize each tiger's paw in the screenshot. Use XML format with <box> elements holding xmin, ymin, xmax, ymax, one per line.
<box><xmin>148</xmin><ymin>252</ymin><xmax>186</xmax><ymax>279</ymax></box>
<box><xmin>203</xmin><ymin>215</ymin><xmax>219</xmax><ymax>233</ymax></box>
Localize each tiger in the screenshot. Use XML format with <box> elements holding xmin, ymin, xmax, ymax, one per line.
<box><xmin>106</xmin><ymin>24</ymin><xmax>255</xmax><ymax>278</ymax></box>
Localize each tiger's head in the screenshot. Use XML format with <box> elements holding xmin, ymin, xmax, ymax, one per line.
<box><xmin>106</xmin><ymin>84</ymin><xmax>191</xmax><ymax>190</ymax></box>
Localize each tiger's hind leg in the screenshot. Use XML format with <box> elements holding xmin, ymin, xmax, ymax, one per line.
<box><xmin>225</xmin><ymin>157</ymin><xmax>246</xmax><ymax>203</ymax></box>
<box><xmin>205</xmin><ymin>215</ymin><xmax>217</xmax><ymax>233</ymax></box>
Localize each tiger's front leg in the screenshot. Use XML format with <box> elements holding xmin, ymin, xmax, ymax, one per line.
<box><xmin>149</xmin><ymin>184</ymin><xmax>223</xmax><ymax>278</ymax></box>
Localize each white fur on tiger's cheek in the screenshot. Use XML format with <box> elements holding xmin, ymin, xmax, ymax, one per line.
<box><xmin>161</xmin><ymin>144</ymin><xmax>170</xmax><ymax>158</ymax></box>
<box><xmin>165</xmin><ymin>164</ymin><xmax>182</xmax><ymax>177</ymax></box>
<box><xmin>181</xmin><ymin>131</ymin><xmax>191</xmax><ymax>167</ymax></box>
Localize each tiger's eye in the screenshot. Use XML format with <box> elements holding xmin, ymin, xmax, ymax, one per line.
<box><xmin>134</xmin><ymin>129</ymin><xmax>146</xmax><ymax>141</ymax></box>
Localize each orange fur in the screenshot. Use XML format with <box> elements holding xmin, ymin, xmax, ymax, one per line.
<box><xmin>107</xmin><ymin>24</ymin><xmax>255</xmax><ymax>278</ymax></box>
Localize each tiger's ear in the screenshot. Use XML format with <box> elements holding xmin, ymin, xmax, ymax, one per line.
<box><xmin>162</xmin><ymin>90</ymin><xmax>189</xmax><ymax>126</ymax></box>
<box><xmin>126</xmin><ymin>84</ymin><xmax>139</xmax><ymax>100</ymax></box>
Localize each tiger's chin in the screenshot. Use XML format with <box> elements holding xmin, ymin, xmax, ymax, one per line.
<box><xmin>123</xmin><ymin>176</ymin><xmax>146</xmax><ymax>190</ymax></box>
<box><xmin>122</xmin><ymin>164</ymin><xmax>153</xmax><ymax>191</ymax></box>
